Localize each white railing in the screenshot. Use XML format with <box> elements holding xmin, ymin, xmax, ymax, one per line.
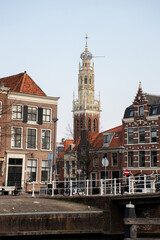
<box><xmin>31</xmin><ymin>173</ymin><xmax>160</xmax><ymax>197</ymax></box>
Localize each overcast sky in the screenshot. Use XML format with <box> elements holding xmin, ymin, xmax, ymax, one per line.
<box><xmin>1</xmin><ymin>0</ymin><xmax>160</xmax><ymax>141</ymax></box>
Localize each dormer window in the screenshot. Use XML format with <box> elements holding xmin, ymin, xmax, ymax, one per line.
<box><xmin>150</xmin><ymin>106</ymin><xmax>158</xmax><ymax>115</ymax></box>
<box><xmin>139</xmin><ymin>106</ymin><xmax>144</xmax><ymax>116</ymax></box>
<box><xmin>129</xmin><ymin>109</ymin><xmax>134</xmax><ymax>117</ymax></box>
<box><xmin>103</xmin><ymin>134</ymin><xmax>112</xmax><ymax>144</ymax></box>
<box><xmin>115</xmin><ymin>132</ymin><xmax>119</xmax><ymax>138</ymax></box>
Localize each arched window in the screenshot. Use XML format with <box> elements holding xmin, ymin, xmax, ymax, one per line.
<box><xmin>94</xmin><ymin>119</ymin><xmax>98</xmax><ymax>132</ymax></box>
<box><xmin>81</xmin><ymin>76</ymin><xmax>83</xmax><ymax>85</ymax></box>
<box><xmin>80</xmin><ymin>118</ymin><xmax>83</xmax><ymax>129</ymax></box>
<box><xmin>85</xmin><ymin>76</ymin><xmax>87</xmax><ymax>84</ymax></box>
<box><xmin>77</xmin><ymin>119</ymin><xmax>79</xmax><ymax>132</ymax></box>
<box><xmin>88</xmin><ymin>118</ymin><xmax>91</xmax><ymax>132</ymax></box>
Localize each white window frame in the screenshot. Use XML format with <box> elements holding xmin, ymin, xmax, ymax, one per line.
<box><xmin>41</xmin><ymin>159</ymin><xmax>51</xmax><ymax>183</ymax></box>
<box><xmin>11</xmin><ymin>126</ymin><xmax>23</xmax><ymax>149</ymax></box>
<box><xmin>42</xmin><ymin>108</ymin><xmax>52</xmax><ymax>123</ymax></box>
<box><xmin>150</xmin><ymin>151</ymin><xmax>157</xmax><ymax>168</ymax></box>
<box><xmin>26</xmin><ymin>128</ymin><xmax>37</xmax><ymax>150</ymax></box>
<box><xmin>12</xmin><ymin>104</ymin><xmax>23</xmax><ymax>120</ymax></box>
<box><xmin>27</xmin><ymin>105</ymin><xmax>38</xmax><ymax>124</ymax></box>
<box><xmin>26</xmin><ymin>158</ymin><xmax>38</xmax><ymax>183</ymax></box>
<box><xmin>150</xmin><ymin>126</ymin><xmax>157</xmax><ymax>143</ymax></box>
<box><xmin>41</xmin><ymin>129</ymin><xmax>51</xmax><ymax>151</ymax></box>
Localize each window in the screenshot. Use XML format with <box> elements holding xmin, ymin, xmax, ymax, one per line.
<box><xmin>151</xmin><ymin>126</ymin><xmax>157</xmax><ymax>143</ymax></box>
<box><xmin>41</xmin><ymin>160</ymin><xmax>50</xmax><ymax>182</ymax></box>
<box><xmin>115</xmin><ymin>132</ymin><xmax>119</xmax><ymax>138</ymax></box>
<box><xmin>139</xmin><ymin>106</ymin><xmax>144</xmax><ymax>116</ymax></box>
<box><xmin>66</xmin><ymin>161</ymin><xmax>69</xmax><ymax>175</ymax></box>
<box><xmin>26</xmin><ymin>159</ymin><xmax>37</xmax><ymax>182</ymax></box>
<box><xmin>88</xmin><ymin>118</ymin><xmax>91</xmax><ymax>131</ymax></box>
<box><xmin>80</xmin><ymin>118</ymin><xmax>83</xmax><ymax>129</ymax></box>
<box><xmin>93</xmin><ymin>154</ymin><xmax>99</xmax><ymax>167</ymax></box>
<box><xmin>139</xmin><ymin>151</ymin><xmax>145</xmax><ymax>167</ymax></box>
<box><xmin>139</xmin><ymin>127</ymin><xmax>145</xmax><ymax>143</ymax></box>
<box><xmin>85</xmin><ymin>76</ymin><xmax>87</xmax><ymax>84</ymax></box>
<box><xmin>11</xmin><ymin>127</ymin><xmax>22</xmax><ymax>148</ymax></box>
<box><xmin>94</xmin><ymin>119</ymin><xmax>98</xmax><ymax>132</ymax></box>
<box><xmin>150</xmin><ymin>106</ymin><xmax>158</xmax><ymax>115</ymax></box>
<box><xmin>128</xmin><ymin>151</ymin><xmax>133</xmax><ymax>167</ymax></box>
<box><xmin>42</xmin><ymin>130</ymin><xmax>51</xmax><ymax>150</ymax></box>
<box><xmin>112</xmin><ymin>152</ymin><xmax>118</xmax><ymax>166</ymax></box>
<box><xmin>28</xmin><ymin>106</ymin><xmax>37</xmax><ymax>122</ymax></box>
<box><xmin>151</xmin><ymin>151</ymin><xmax>157</xmax><ymax>167</ymax></box>
<box><xmin>128</xmin><ymin>128</ymin><xmax>134</xmax><ymax>144</ymax></box>
<box><xmin>129</xmin><ymin>109</ymin><xmax>134</xmax><ymax>117</ymax></box>
<box><xmin>43</xmin><ymin>108</ymin><xmax>51</xmax><ymax>122</ymax></box>
<box><xmin>12</xmin><ymin>105</ymin><xmax>23</xmax><ymax>120</ymax></box>
<box><xmin>27</xmin><ymin>128</ymin><xmax>37</xmax><ymax>149</ymax></box>
<box><xmin>103</xmin><ymin>134</ymin><xmax>112</xmax><ymax>144</ymax></box>
<box><xmin>72</xmin><ymin>161</ymin><xmax>75</xmax><ymax>174</ymax></box>
<box><xmin>76</xmin><ymin>120</ymin><xmax>79</xmax><ymax>132</ymax></box>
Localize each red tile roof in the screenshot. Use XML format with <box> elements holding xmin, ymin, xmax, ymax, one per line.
<box><xmin>91</xmin><ymin>125</ymin><xmax>123</xmax><ymax>148</ymax></box>
<box><xmin>0</xmin><ymin>73</ymin><xmax>46</xmax><ymax>96</ymax></box>
<box><xmin>58</xmin><ymin>139</ymin><xmax>74</xmax><ymax>159</ymax></box>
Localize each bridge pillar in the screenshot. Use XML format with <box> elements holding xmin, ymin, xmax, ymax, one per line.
<box><xmin>124</xmin><ymin>203</ymin><xmax>137</xmax><ymax>239</ymax></box>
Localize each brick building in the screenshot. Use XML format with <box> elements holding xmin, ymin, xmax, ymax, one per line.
<box><xmin>0</xmin><ymin>72</ymin><xmax>59</xmax><ymax>191</ymax></box>
<box><xmin>123</xmin><ymin>82</ymin><xmax>160</xmax><ymax>177</ymax></box>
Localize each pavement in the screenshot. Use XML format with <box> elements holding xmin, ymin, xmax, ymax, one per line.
<box><xmin>0</xmin><ymin>193</ymin><xmax>99</xmax><ymax>214</ymax></box>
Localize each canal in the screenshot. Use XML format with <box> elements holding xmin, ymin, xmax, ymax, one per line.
<box><xmin>0</xmin><ymin>234</ymin><xmax>124</xmax><ymax>240</ymax></box>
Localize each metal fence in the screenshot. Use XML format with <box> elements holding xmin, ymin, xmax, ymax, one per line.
<box><xmin>31</xmin><ymin>173</ymin><xmax>160</xmax><ymax>197</ymax></box>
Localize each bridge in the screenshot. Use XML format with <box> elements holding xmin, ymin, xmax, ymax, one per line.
<box><xmin>0</xmin><ymin>192</ymin><xmax>159</xmax><ymax>238</ymax></box>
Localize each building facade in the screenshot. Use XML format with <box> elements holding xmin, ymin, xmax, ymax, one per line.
<box><xmin>123</xmin><ymin>82</ymin><xmax>160</xmax><ymax>177</ymax></box>
<box><xmin>0</xmin><ymin>72</ymin><xmax>59</xmax><ymax>191</ymax></box>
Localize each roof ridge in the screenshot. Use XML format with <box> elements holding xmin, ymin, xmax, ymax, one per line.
<box><xmin>20</xmin><ymin>73</ymin><xmax>26</xmax><ymax>92</ymax></box>
<box><xmin>0</xmin><ymin>72</ymin><xmax>24</xmax><ymax>80</ymax></box>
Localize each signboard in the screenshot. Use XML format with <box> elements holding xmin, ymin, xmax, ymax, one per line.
<box><xmin>76</xmin><ymin>169</ymin><xmax>82</xmax><ymax>175</ymax></box>
<box><xmin>101</xmin><ymin>157</ymin><xmax>109</xmax><ymax>167</ymax></box>
<box><xmin>124</xmin><ymin>169</ymin><xmax>130</xmax><ymax>176</ymax></box>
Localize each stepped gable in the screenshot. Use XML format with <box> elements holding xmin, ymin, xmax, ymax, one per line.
<box><xmin>0</xmin><ymin>72</ymin><xmax>46</xmax><ymax>96</ymax></box>
<box><xmin>133</xmin><ymin>81</ymin><xmax>148</xmax><ymax>105</ymax></box>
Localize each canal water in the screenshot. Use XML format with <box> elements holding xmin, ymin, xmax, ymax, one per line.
<box><xmin>0</xmin><ymin>234</ymin><xmax>124</xmax><ymax>240</ymax></box>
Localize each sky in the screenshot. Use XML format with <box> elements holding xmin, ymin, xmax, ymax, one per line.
<box><xmin>0</xmin><ymin>0</ymin><xmax>160</xmax><ymax>141</ymax></box>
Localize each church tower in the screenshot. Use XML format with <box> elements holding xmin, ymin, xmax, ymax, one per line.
<box><xmin>73</xmin><ymin>35</ymin><xmax>101</xmax><ymax>140</ymax></box>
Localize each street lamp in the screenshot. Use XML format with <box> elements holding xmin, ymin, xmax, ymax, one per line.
<box><xmin>119</xmin><ymin>146</ymin><xmax>125</xmax><ymax>194</ymax></box>
<box><xmin>52</xmin><ymin>117</ymin><xmax>58</xmax><ymax>182</ymax></box>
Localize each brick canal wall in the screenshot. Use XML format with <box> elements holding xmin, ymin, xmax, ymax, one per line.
<box><xmin>0</xmin><ymin>212</ymin><xmax>104</xmax><ymax>236</ymax></box>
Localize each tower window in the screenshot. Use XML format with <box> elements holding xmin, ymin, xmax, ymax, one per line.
<box><xmin>76</xmin><ymin>120</ymin><xmax>79</xmax><ymax>132</ymax></box>
<box><xmin>80</xmin><ymin>118</ymin><xmax>83</xmax><ymax>129</ymax></box>
<box><xmin>94</xmin><ymin>119</ymin><xmax>98</xmax><ymax>132</ymax></box>
<box><xmin>88</xmin><ymin>118</ymin><xmax>91</xmax><ymax>131</ymax></box>
<box><xmin>85</xmin><ymin>76</ymin><xmax>87</xmax><ymax>84</ymax></box>
<box><xmin>90</xmin><ymin>77</ymin><xmax>91</xmax><ymax>84</ymax></box>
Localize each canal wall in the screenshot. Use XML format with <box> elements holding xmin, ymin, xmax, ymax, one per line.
<box><xmin>0</xmin><ymin>211</ymin><xmax>104</xmax><ymax>236</ymax></box>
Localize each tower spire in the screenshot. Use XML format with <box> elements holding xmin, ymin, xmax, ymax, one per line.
<box><xmin>85</xmin><ymin>33</ymin><xmax>88</xmax><ymax>48</ymax></box>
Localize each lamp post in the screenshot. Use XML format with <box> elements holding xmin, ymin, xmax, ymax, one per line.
<box><xmin>52</xmin><ymin>117</ymin><xmax>58</xmax><ymax>182</ymax></box>
<box><xmin>119</xmin><ymin>146</ymin><xmax>125</xmax><ymax>194</ymax></box>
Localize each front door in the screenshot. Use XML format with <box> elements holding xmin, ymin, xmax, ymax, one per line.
<box><xmin>7</xmin><ymin>158</ymin><xmax>22</xmax><ymax>187</ymax></box>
